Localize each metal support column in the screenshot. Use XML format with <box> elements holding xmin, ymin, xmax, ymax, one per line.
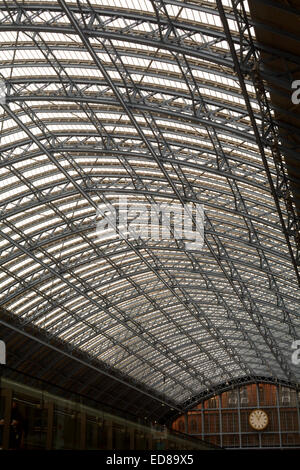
<box><xmin>46</xmin><ymin>401</ymin><xmax>54</xmax><ymax>450</ymax></box>
<box><xmin>218</xmin><ymin>394</ymin><xmax>223</xmax><ymax>448</ymax></box>
<box><xmin>256</xmin><ymin>384</ymin><xmax>262</xmax><ymax>448</ymax></box>
<box><xmin>276</xmin><ymin>386</ymin><xmax>282</xmax><ymax>448</ymax></box>
<box><xmin>2</xmin><ymin>387</ymin><xmax>12</xmax><ymax>450</ymax></box>
<box><xmin>80</xmin><ymin>411</ymin><xmax>86</xmax><ymax>450</ymax></box>
<box><xmin>201</xmin><ymin>405</ymin><xmax>204</xmax><ymax>441</ymax></box>
<box><xmin>107</xmin><ymin>419</ymin><xmax>113</xmax><ymax>449</ymax></box>
<box><xmin>237</xmin><ymin>387</ymin><xmax>242</xmax><ymax>448</ymax></box>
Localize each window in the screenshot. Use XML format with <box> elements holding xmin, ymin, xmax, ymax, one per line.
<box><xmin>281</xmin><ymin>387</ymin><xmax>291</xmax><ymax>405</ymax></box>
<box><xmin>228</xmin><ymin>390</ymin><xmax>238</xmax><ymax>407</ymax></box>
<box><xmin>190</xmin><ymin>419</ymin><xmax>197</xmax><ymax>433</ymax></box>
<box><xmin>240</xmin><ymin>387</ymin><xmax>248</xmax><ymax>406</ymax></box>
<box><xmin>178</xmin><ymin>420</ymin><xmax>184</xmax><ymax>432</ymax></box>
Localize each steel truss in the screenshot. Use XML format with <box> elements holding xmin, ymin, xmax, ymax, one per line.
<box><xmin>0</xmin><ymin>0</ymin><xmax>299</xmax><ymax>407</ymax></box>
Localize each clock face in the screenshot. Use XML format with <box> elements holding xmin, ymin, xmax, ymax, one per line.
<box><xmin>249</xmin><ymin>409</ymin><xmax>269</xmax><ymax>431</ymax></box>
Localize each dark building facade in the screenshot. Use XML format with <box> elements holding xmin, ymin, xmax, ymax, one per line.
<box><xmin>0</xmin><ymin>376</ymin><xmax>216</xmax><ymax>451</ymax></box>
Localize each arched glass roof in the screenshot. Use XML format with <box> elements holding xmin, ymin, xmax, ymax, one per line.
<box><xmin>0</xmin><ymin>0</ymin><xmax>299</xmax><ymax>405</ymax></box>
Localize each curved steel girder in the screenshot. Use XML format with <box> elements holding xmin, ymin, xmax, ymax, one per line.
<box><xmin>62</xmin><ymin>315</ymin><xmax>265</xmax><ymax>356</ymax></box>
<box><xmin>2</xmin><ymin>220</ymin><xmax>244</xmax><ymax>395</ymax></box>
<box><xmin>5</xmin><ymin>265</ymin><xmax>298</xmax><ymax>337</ymax></box>
<box><xmin>1</xmin><ymin>229</ymin><xmax>294</xmax><ymax>386</ymax></box>
<box><xmin>0</xmin><ymin>147</ymin><xmax>279</xmax><ymax>218</ymax></box>
<box><xmin>0</xmin><ymin>131</ymin><xmax>262</xmax><ymax>159</ymax></box>
<box><xmin>3</xmin><ymin>68</ymin><xmax>242</xmax><ymax>101</ymax></box>
<box><xmin>1</xmin><ymin>43</ymin><xmax>296</xmax><ymax>95</ymax></box>
<box><xmin>1</xmin><ymin>163</ymin><xmax>290</xmax><ymax>322</ymax></box>
<box><xmin>0</xmin><ymin>0</ymin><xmax>298</xmax><ymax>398</ymax></box>
<box><xmin>0</xmin><ymin>135</ymin><xmax>271</xmax><ymax>183</ymax></box>
<box><xmin>5</xmin><ymin>96</ymin><xmax>257</xmax><ymax>148</ymax></box>
<box><xmin>77</xmin><ymin>328</ymin><xmax>265</xmax><ymax>364</ymax></box>
<box><xmin>0</xmin><ymin>1</ymin><xmax>234</xmax><ymax>33</ymax></box>
<box><xmin>9</xmin><ymin>270</ymin><xmax>226</xmax><ymax>391</ymax></box>
<box><xmin>2</xmin><ymin>233</ymin><xmax>297</xmax><ymax>314</ymax></box>
<box><xmin>0</xmin><ymin>139</ymin><xmax>275</xmax><ymax>198</ymax></box>
<box><xmin>1</xmin><ymin>216</ymin><xmax>268</xmax><ymax>391</ymax></box>
<box><xmin>1</xmin><ymin>221</ymin><xmax>295</xmax><ymax>304</ymax></box>
<box><xmin>1</xmin><ymin>97</ymin><xmax>296</xmax><ymax>383</ymax></box>
<box><xmin>2</xmin><ymin>244</ymin><xmax>296</xmax><ymax>308</ymax></box>
<box><xmin>37</xmin><ymin>290</ymin><xmax>290</xmax><ymax>357</ymax></box>
<box><xmin>0</xmin><ymin>292</ymin><xmax>292</xmax><ymax>402</ymax></box>
<box><xmin>0</xmin><ymin>25</ymin><xmax>296</xmax><ymax>72</ymax></box>
<box><xmin>6</xmin><ymin>65</ymin><xmax>247</xmax><ymax>92</ymax></box>
<box><xmin>0</xmin><ymin>173</ymin><xmax>296</xmax><ymax>320</ymax></box>
<box><xmin>0</xmin><ymin>234</ymin><xmax>215</xmax><ymax>397</ymax></box>
<box><xmin>3</xmin><ymin>271</ymin><xmax>298</xmax><ymax>339</ymax></box>
<box><xmin>0</xmin><ymin>165</ymin><xmax>272</xmax><ymax>214</ymax></box>
<box><xmin>0</xmin><ymin>7</ymin><xmax>233</xmax><ymax>49</ymax></box>
<box><xmin>4</xmin><ymin>72</ymin><xmax>253</xmax><ymax>110</ymax></box>
<box><xmin>5</xmin><ymin>94</ymin><xmax>258</xmax><ymax>143</ymax></box>
<box><xmin>3</xmin><ymin>96</ymin><xmax>255</xmax><ymax>140</ymax></box>
<box><xmin>0</xmin><ymin>2</ymin><xmax>232</xmax><ymax>37</ymax></box>
<box><xmin>2</xmin><ymin>316</ymin><xmax>280</xmax><ymax>400</ymax></box>
<box><xmin>0</xmin><ymin>183</ymin><xmax>286</xmax><ymax>248</ymax></box>
<box><xmin>0</xmin><ymin>25</ymin><xmax>231</xmax><ymax>68</ymax></box>
<box><xmin>1</xmin><ymin>1</ymin><xmax>299</xmax><ymax>67</ymax></box>
<box><xmin>3</xmin><ymin>239</ymin><xmax>292</xmax><ymax>386</ymax></box>
<box><xmin>2</xmin><ymin>81</ymin><xmax>295</xmax><ymax>148</ymax></box>
<box><xmin>179</xmin><ymin>375</ymin><xmax>300</xmax><ymax>413</ymax></box>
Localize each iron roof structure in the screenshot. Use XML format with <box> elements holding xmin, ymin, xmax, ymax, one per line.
<box><xmin>0</xmin><ymin>0</ymin><xmax>300</xmax><ymax>419</ymax></box>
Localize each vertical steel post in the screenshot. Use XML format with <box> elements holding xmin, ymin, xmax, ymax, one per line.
<box><xmin>276</xmin><ymin>386</ymin><xmax>282</xmax><ymax>448</ymax></box>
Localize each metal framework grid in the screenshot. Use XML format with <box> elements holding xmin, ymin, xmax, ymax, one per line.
<box><xmin>0</xmin><ymin>0</ymin><xmax>299</xmax><ymax>409</ymax></box>
<box><xmin>177</xmin><ymin>383</ymin><xmax>300</xmax><ymax>449</ymax></box>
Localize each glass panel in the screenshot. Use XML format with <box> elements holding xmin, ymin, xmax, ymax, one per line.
<box><xmin>53</xmin><ymin>406</ymin><xmax>80</xmax><ymax>450</ymax></box>
<box><xmin>23</xmin><ymin>402</ymin><xmax>47</xmax><ymax>449</ymax></box>
<box><xmin>112</xmin><ymin>424</ymin><xmax>130</xmax><ymax>450</ymax></box>
<box><xmin>0</xmin><ymin>391</ymin><xmax>5</xmax><ymax>449</ymax></box>
<box><xmin>86</xmin><ymin>415</ymin><xmax>97</xmax><ymax>450</ymax></box>
<box><xmin>96</xmin><ymin>420</ymin><xmax>108</xmax><ymax>450</ymax></box>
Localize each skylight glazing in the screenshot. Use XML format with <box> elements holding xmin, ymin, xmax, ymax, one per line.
<box><xmin>0</xmin><ymin>0</ymin><xmax>299</xmax><ymax>404</ymax></box>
